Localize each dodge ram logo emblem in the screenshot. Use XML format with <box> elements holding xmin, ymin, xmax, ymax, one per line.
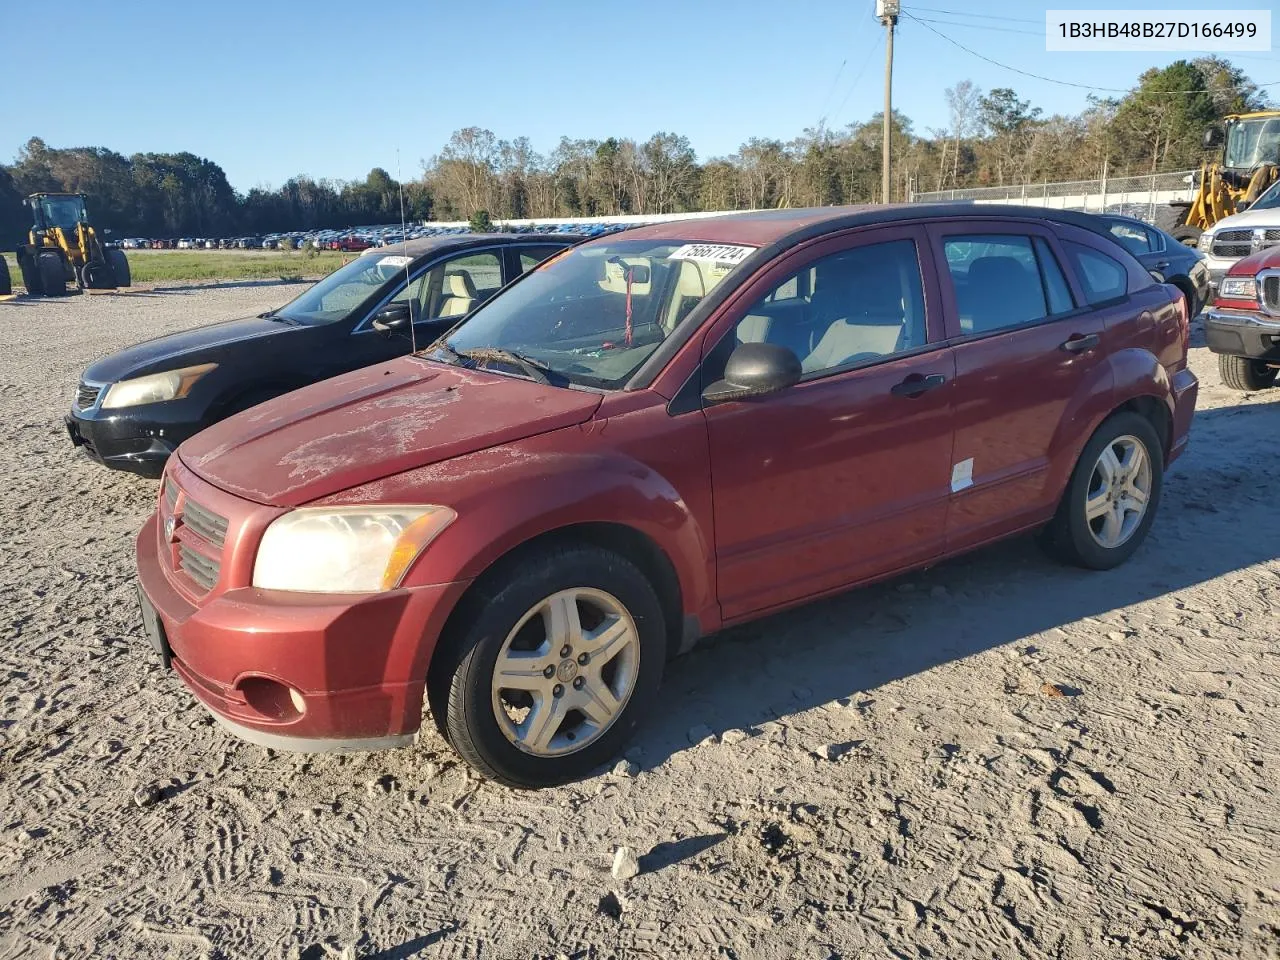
<box><xmin>164</xmin><ymin>516</ymin><xmax>177</xmax><ymax>541</ymax></box>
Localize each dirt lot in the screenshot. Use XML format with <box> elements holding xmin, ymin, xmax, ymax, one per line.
<box><xmin>0</xmin><ymin>284</ymin><xmax>1276</xmax><ymax>960</ymax></box>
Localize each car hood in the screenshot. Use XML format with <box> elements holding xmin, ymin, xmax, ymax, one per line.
<box><xmin>83</xmin><ymin>314</ymin><xmax>296</xmax><ymax>383</ymax></box>
<box><xmin>178</xmin><ymin>356</ymin><xmax>603</xmax><ymax>506</ymax></box>
<box><xmin>1209</xmin><ymin>207</ymin><xmax>1280</xmax><ymax>232</ymax></box>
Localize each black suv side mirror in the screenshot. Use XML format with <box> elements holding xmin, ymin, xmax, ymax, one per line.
<box><xmin>702</xmin><ymin>341</ymin><xmax>802</xmax><ymax>404</ymax></box>
<box><xmin>372</xmin><ymin>302</ymin><xmax>412</xmax><ymax>335</ymax></box>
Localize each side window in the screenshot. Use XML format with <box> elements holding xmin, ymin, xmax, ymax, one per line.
<box><xmin>1064</xmin><ymin>241</ymin><xmax>1129</xmax><ymax>305</ymax></box>
<box><xmin>1107</xmin><ymin>221</ymin><xmax>1152</xmax><ymax>256</ymax></box>
<box><xmin>518</xmin><ymin>245</ymin><xmax>567</xmax><ymax>274</ymax></box>
<box><xmin>388</xmin><ymin>271</ymin><xmax>431</xmax><ymax>317</ymax></box>
<box><xmin>430</xmin><ymin>252</ymin><xmax>503</xmax><ymax>320</ymax></box>
<box><xmin>733</xmin><ymin>238</ymin><xmax>926</xmax><ymax>376</ymax></box>
<box><xmin>943</xmin><ymin>234</ymin><xmax>1069</xmax><ymax>334</ymax></box>
<box><xmin>1033</xmin><ymin>238</ymin><xmax>1076</xmax><ymax>315</ymax></box>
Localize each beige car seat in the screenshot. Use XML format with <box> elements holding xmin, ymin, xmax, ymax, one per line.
<box><xmin>439</xmin><ymin>271</ymin><xmax>478</xmax><ymax>317</ymax></box>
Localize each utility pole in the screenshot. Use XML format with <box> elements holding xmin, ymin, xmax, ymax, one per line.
<box><xmin>877</xmin><ymin>0</ymin><xmax>899</xmax><ymax>204</ymax></box>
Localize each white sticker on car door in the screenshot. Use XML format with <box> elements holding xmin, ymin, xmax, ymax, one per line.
<box><xmin>951</xmin><ymin>458</ymin><xmax>974</xmax><ymax>493</ymax></box>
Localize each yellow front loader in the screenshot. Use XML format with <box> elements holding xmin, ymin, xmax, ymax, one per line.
<box><xmin>1172</xmin><ymin>111</ymin><xmax>1280</xmax><ymax>245</ymax></box>
<box><xmin>15</xmin><ymin>193</ymin><xmax>130</xmax><ymax>296</ymax></box>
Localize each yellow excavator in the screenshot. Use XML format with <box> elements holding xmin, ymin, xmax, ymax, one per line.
<box><xmin>1168</xmin><ymin>110</ymin><xmax>1280</xmax><ymax>245</ymax></box>
<box><xmin>14</xmin><ymin>193</ymin><xmax>130</xmax><ymax>296</ymax></box>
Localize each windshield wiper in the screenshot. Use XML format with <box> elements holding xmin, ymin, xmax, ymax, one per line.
<box><xmin>258</xmin><ymin>310</ymin><xmax>299</xmax><ymax>325</ymax></box>
<box><xmin>456</xmin><ymin>346</ymin><xmax>556</xmax><ymax>384</ymax></box>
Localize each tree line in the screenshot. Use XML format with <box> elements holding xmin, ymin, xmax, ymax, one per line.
<box><xmin>1</xmin><ymin>57</ymin><xmax>1266</xmax><ymax>243</ymax></box>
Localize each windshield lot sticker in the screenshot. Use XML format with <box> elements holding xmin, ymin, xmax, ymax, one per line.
<box><xmin>669</xmin><ymin>243</ymin><xmax>755</xmax><ymax>266</ymax></box>
<box><xmin>377</xmin><ymin>256</ymin><xmax>413</xmax><ymax>268</ymax></box>
<box><xmin>951</xmin><ymin>458</ymin><xmax>974</xmax><ymax>493</ymax></box>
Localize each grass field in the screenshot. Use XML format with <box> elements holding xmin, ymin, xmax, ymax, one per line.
<box><xmin>1</xmin><ymin>249</ymin><xmax>348</xmax><ymax>290</ymax></box>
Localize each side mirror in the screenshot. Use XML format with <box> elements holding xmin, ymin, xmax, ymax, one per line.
<box><xmin>1203</xmin><ymin>125</ymin><xmax>1224</xmax><ymax>148</ymax></box>
<box><xmin>372</xmin><ymin>302</ymin><xmax>412</xmax><ymax>335</ymax></box>
<box><xmin>702</xmin><ymin>341</ymin><xmax>802</xmax><ymax>404</ymax></box>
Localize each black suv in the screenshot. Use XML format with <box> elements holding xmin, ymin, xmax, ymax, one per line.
<box><xmin>67</xmin><ymin>234</ymin><xmax>578</xmax><ymax>476</ymax></box>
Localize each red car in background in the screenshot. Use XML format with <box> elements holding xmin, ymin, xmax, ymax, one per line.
<box><xmin>1203</xmin><ymin>246</ymin><xmax>1280</xmax><ymax>390</ymax></box>
<box><xmin>334</xmin><ymin>236</ymin><xmax>373</xmax><ymax>252</ymax></box>
<box><xmin>137</xmin><ymin>205</ymin><xmax>1197</xmax><ymax>788</ymax></box>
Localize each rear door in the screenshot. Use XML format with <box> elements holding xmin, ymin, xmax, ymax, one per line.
<box><xmin>926</xmin><ymin>222</ymin><xmax>1109</xmax><ymax>551</ymax></box>
<box><xmin>701</xmin><ymin>226</ymin><xmax>956</xmax><ymax>620</ymax></box>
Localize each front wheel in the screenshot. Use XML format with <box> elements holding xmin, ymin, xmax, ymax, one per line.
<box><xmin>0</xmin><ymin>255</ymin><xmax>10</xmax><ymax>297</ymax></box>
<box><xmin>434</xmin><ymin>545</ymin><xmax>666</xmax><ymax>788</ymax></box>
<box><xmin>1218</xmin><ymin>353</ymin><xmax>1278</xmax><ymax>391</ymax></box>
<box><xmin>106</xmin><ymin>248</ymin><xmax>131</xmax><ymax>287</ymax></box>
<box><xmin>37</xmin><ymin>252</ymin><xmax>66</xmax><ymax>297</ymax></box>
<box><xmin>1171</xmin><ymin>225</ymin><xmax>1203</xmax><ymax>248</ymax></box>
<box><xmin>1038</xmin><ymin>412</ymin><xmax>1163</xmax><ymax>570</ymax></box>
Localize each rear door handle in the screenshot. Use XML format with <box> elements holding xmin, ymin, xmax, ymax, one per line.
<box><xmin>890</xmin><ymin>373</ymin><xmax>947</xmax><ymax>397</ymax></box>
<box><xmin>1060</xmin><ymin>334</ymin><xmax>1100</xmax><ymax>354</ymax></box>
<box><xmin>1154</xmin><ymin>259</ymin><xmax>1171</xmax><ymax>270</ymax></box>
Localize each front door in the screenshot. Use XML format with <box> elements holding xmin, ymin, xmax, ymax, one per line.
<box><xmin>701</xmin><ymin>227</ymin><xmax>957</xmax><ymax>621</ymax></box>
<box><xmin>926</xmin><ymin>223</ymin><xmax>1110</xmax><ymax>550</ymax></box>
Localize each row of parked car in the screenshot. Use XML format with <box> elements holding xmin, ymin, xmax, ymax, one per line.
<box><xmin>66</xmin><ymin>203</ymin><xmax>1276</xmax><ymax>790</ymax></box>
<box><xmin>115</xmin><ymin>221</ymin><xmax>632</xmax><ymax>254</ymax></box>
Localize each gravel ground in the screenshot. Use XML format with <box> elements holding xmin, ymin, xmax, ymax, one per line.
<box><xmin>0</xmin><ymin>285</ymin><xmax>1276</xmax><ymax>960</ymax></box>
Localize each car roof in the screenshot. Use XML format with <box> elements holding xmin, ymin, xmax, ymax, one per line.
<box><xmin>365</xmin><ymin>232</ymin><xmax>584</xmax><ymax>261</ymax></box>
<box><xmin>606</xmin><ymin>203</ymin><xmax>1129</xmax><ymax>249</ymax></box>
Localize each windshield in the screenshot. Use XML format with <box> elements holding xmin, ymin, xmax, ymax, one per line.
<box><xmin>1247</xmin><ymin>178</ymin><xmax>1280</xmax><ymax>210</ymax></box>
<box><xmin>435</xmin><ymin>239</ymin><xmax>753</xmax><ymax>388</ymax></box>
<box><xmin>1224</xmin><ymin>117</ymin><xmax>1280</xmax><ymax>169</ymax></box>
<box><xmin>39</xmin><ymin>196</ymin><xmax>87</xmax><ymax>229</ymax></box>
<box><xmin>276</xmin><ymin>252</ymin><xmax>410</xmax><ymax>325</ymax></box>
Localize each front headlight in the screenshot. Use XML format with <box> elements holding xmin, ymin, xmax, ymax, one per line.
<box><xmin>101</xmin><ymin>363</ymin><xmax>217</xmax><ymax>408</ymax></box>
<box><xmin>1219</xmin><ymin>276</ymin><xmax>1258</xmax><ymax>301</ymax></box>
<box><xmin>252</xmin><ymin>505</ymin><xmax>456</xmax><ymax>593</ymax></box>
<box><xmin>1197</xmin><ymin>232</ymin><xmax>1213</xmax><ymax>252</ymax></box>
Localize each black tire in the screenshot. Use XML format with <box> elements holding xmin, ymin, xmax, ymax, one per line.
<box><xmin>106</xmin><ymin>248</ymin><xmax>131</xmax><ymax>287</ymax></box>
<box><xmin>1152</xmin><ymin>204</ymin><xmax>1188</xmax><ymax>234</ymax></box>
<box><xmin>1171</xmin><ymin>225</ymin><xmax>1203</xmax><ymax>248</ymax></box>
<box><xmin>37</xmin><ymin>252</ymin><xmax>66</xmax><ymax>297</ymax></box>
<box><xmin>1038</xmin><ymin>412</ymin><xmax>1164</xmax><ymax>571</ymax></box>
<box><xmin>433</xmin><ymin>545</ymin><xmax>667</xmax><ymax>789</ymax></box>
<box><xmin>0</xmin><ymin>255</ymin><xmax>10</xmax><ymax>297</ymax></box>
<box><xmin>17</xmin><ymin>251</ymin><xmax>42</xmax><ymax>296</ymax></box>
<box><xmin>1218</xmin><ymin>353</ymin><xmax>1279</xmax><ymax>391</ymax></box>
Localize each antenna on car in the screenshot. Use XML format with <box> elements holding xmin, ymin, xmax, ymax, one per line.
<box><xmin>396</xmin><ymin>147</ymin><xmax>417</xmax><ymax>355</ymax></box>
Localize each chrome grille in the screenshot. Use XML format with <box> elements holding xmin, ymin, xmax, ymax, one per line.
<box><xmin>1217</xmin><ymin>229</ymin><xmax>1252</xmax><ymax>242</ymax></box>
<box><xmin>183</xmin><ymin>498</ymin><xmax>228</xmax><ymax>547</ymax></box>
<box><xmin>1263</xmin><ymin>274</ymin><xmax>1280</xmax><ymax>315</ymax></box>
<box><xmin>76</xmin><ymin>383</ymin><xmax>101</xmax><ymax>409</ymax></box>
<box><xmin>178</xmin><ymin>543</ymin><xmax>220</xmax><ymax>591</ymax></box>
<box><xmin>163</xmin><ymin>476</ymin><xmax>178</xmax><ymax>511</ymax></box>
<box><xmin>1213</xmin><ymin>240</ymin><xmax>1253</xmax><ymax>258</ymax></box>
<box><xmin>1265</xmin><ymin>229</ymin><xmax>1280</xmax><ymax>241</ymax></box>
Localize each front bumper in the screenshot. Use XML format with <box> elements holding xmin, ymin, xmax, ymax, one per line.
<box><xmin>66</xmin><ymin>409</ymin><xmax>186</xmax><ymax>478</ymax></box>
<box><xmin>1202</xmin><ymin>308</ymin><xmax>1280</xmax><ymax>360</ymax></box>
<box><xmin>136</xmin><ymin>511</ymin><xmax>471</xmax><ymax>750</ymax></box>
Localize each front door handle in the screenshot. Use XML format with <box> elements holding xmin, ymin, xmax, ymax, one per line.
<box><xmin>1061</xmin><ymin>333</ymin><xmax>1100</xmax><ymax>354</ymax></box>
<box><xmin>890</xmin><ymin>373</ymin><xmax>947</xmax><ymax>397</ymax></box>
<box><xmin>1154</xmin><ymin>259</ymin><xmax>1171</xmax><ymax>270</ymax></box>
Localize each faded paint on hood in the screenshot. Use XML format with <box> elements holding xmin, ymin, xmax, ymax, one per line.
<box><xmin>178</xmin><ymin>356</ymin><xmax>602</xmax><ymax>506</ymax></box>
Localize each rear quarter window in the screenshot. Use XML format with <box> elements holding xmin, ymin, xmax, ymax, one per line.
<box><xmin>1064</xmin><ymin>241</ymin><xmax>1129</xmax><ymax>305</ymax></box>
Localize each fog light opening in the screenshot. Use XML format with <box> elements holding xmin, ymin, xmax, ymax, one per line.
<box><xmin>238</xmin><ymin>676</ymin><xmax>305</xmax><ymax>722</ymax></box>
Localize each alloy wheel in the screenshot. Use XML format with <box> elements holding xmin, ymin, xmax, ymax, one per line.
<box><xmin>490</xmin><ymin>588</ymin><xmax>640</xmax><ymax>757</ymax></box>
<box><xmin>1085</xmin><ymin>434</ymin><xmax>1152</xmax><ymax>549</ymax></box>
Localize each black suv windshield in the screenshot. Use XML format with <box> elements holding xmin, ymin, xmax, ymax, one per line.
<box><xmin>435</xmin><ymin>239</ymin><xmax>752</xmax><ymax>388</ymax></box>
<box><xmin>275</xmin><ymin>252</ymin><xmax>411</xmax><ymax>325</ymax></box>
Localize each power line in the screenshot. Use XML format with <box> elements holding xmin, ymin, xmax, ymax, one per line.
<box><xmin>902</xmin><ymin>11</ymin><xmax>1280</xmax><ymax>95</ymax></box>
<box><xmin>912</xmin><ymin>15</ymin><xmax>1043</xmax><ymax>37</ymax></box>
<box><xmin>905</xmin><ymin>4</ymin><xmax>1041</xmax><ymax>25</ymax></box>
<box><xmin>815</xmin><ymin>58</ymin><xmax>849</xmax><ymax>130</ymax></box>
<box><xmin>828</xmin><ymin>31</ymin><xmax>886</xmax><ymax>128</ymax></box>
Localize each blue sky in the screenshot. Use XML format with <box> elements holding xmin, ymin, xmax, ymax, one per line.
<box><xmin>2</xmin><ymin>0</ymin><xmax>1276</xmax><ymax>191</ymax></box>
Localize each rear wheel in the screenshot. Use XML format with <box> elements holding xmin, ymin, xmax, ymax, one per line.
<box><xmin>37</xmin><ymin>252</ymin><xmax>66</xmax><ymax>297</ymax></box>
<box><xmin>1218</xmin><ymin>353</ymin><xmax>1279</xmax><ymax>391</ymax></box>
<box><xmin>106</xmin><ymin>248</ymin><xmax>131</xmax><ymax>287</ymax></box>
<box><xmin>0</xmin><ymin>255</ymin><xmax>10</xmax><ymax>296</ymax></box>
<box><xmin>1038</xmin><ymin>412</ymin><xmax>1163</xmax><ymax>570</ymax></box>
<box><xmin>434</xmin><ymin>545</ymin><xmax>666</xmax><ymax>788</ymax></box>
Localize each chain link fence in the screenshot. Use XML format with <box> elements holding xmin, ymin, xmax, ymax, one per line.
<box><xmin>913</xmin><ymin>170</ymin><xmax>1197</xmax><ymax>222</ymax></box>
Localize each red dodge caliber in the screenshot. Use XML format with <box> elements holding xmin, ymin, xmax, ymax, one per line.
<box><xmin>137</xmin><ymin>205</ymin><xmax>1198</xmax><ymax>787</ymax></box>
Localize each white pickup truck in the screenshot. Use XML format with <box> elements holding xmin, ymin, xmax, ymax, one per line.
<box><xmin>1197</xmin><ymin>179</ymin><xmax>1280</xmax><ymax>292</ymax></box>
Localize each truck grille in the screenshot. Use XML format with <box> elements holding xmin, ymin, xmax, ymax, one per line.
<box><xmin>163</xmin><ymin>476</ymin><xmax>178</xmax><ymax>511</ymax></box>
<box><xmin>183</xmin><ymin>498</ymin><xmax>228</xmax><ymax>547</ymax></box>
<box><xmin>1212</xmin><ymin>228</ymin><xmax>1280</xmax><ymax>259</ymax></box>
<box><xmin>1263</xmin><ymin>275</ymin><xmax>1280</xmax><ymax>316</ymax></box>
<box><xmin>76</xmin><ymin>383</ymin><xmax>101</xmax><ymax>409</ymax></box>
<box><xmin>178</xmin><ymin>543</ymin><xmax>220</xmax><ymax>591</ymax></box>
